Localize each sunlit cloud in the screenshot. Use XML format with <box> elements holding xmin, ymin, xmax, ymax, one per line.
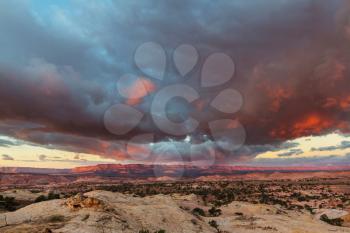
<box><xmin>1</xmin><ymin>1</ymin><xmax>350</xmax><ymax>167</ymax></box>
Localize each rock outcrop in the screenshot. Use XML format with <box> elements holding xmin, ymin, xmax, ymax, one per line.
<box><xmin>0</xmin><ymin>190</ymin><xmax>349</xmax><ymax>233</ymax></box>
<box><xmin>65</xmin><ymin>194</ymin><xmax>105</xmax><ymax>210</ymax></box>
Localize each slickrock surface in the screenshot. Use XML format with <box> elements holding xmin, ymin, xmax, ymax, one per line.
<box><xmin>0</xmin><ymin>190</ymin><xmax>349</xmax><ymax>233</ymax></box>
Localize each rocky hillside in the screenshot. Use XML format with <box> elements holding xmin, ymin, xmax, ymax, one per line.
<box><xmin>0</xmin><ymin>191</ymin><xmax>349</xmax><ymax>233</ymax></box>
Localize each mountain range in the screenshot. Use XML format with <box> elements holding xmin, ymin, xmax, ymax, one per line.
<box><xmin>1</xmin><ymin>164</ymin><xmax>350</xmax><ymax>176</ymax></box>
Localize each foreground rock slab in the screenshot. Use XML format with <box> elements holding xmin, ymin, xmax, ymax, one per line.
<box><xmin>0</xmin><ymin>190</ymin><xmax>349</xmax><ymax>233</ymax></box>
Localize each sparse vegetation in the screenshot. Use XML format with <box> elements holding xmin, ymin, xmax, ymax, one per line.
<box><xmin>81</xmin><ymin>214</ymin><xmax>90</xmax><ymax>221</ymax></box>
<box><xmin>209</xmin><ymin>206</ymin><xmax>222</xmax><ymax>217</ymax></box>
<box><xmin>0</xmin><ymin>176</ymin><xmax>349</xmax><ymax>233</ymax></box>
<box><xmin>35</xmin><ymin>195</ymin><xmax>47</xmax><ymax>203</ymax></box>
<box><xmin>235</xmin><ymin>212</ymin><xmax>243</xmax><ymax>216</ymax></box>
<box><xmin>0</xmin><ymin>195</ymin><xmax>18</xmax><ymax>211</ymax></box>
<box><xmin>47</xmin><ymin>214</ymin><xmax>65</xmax><ymax>223</ymax></box>
<box><xmin>304</xmin><ymin>204</ymin><xmax>314</xmax><ymax>214</ymax></box>
<box><xmin>320</xmin><ymin>214</ymin><xmax>344</xmax><ymax>226</ymax></box>
<box><xmin>95</xmin><ymin>178</ymin><xmax>349</xmax><ymax>213</ymax></box>
<box><xmin>30</xmin><ymin>190</ymin><xmax>41</xmax><ymax>194</ymax></box>
<box><xmin>0</xmin><ymin>179</ymin><xmax>349</xmax><ymax>233</ymax></box>
<box><xmin>2</xmin><ymin>177</ymin><xmax>349</xmax><ymax>216</ymax></box>
<box><xmin>35</xmin><ymin>192</ymin><xmax>60</xmax><ymax>203</ymax></box>
<box><xmin>192</xmin><ymin>207</ymin><xmax>206</xmax><ymax>216</ymax></box>
<box><xmin>138</xmin><ymin>230</ymin><xmax>166</xmax><ymax>233</ymax></box>
<box><xmin>209</xmin><ymin>220</ymin><xmax>220</xmax><ymax>232</ymax></box>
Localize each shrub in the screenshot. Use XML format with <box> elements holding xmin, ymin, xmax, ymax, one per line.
<box><xmin>47</xmin><ymin>192</ymin><xmax>60</xmax><ymax>200</ymax></box>
<box><xmin>304</xmin><ymin>204</ymin><xmax>314</xmax><ymax>214</ymax></box>
<box><xmin>209</xmin><ymin>207</ymin><xmax>222</xmax><ymax>217</ymax></box>
<box><xmin>191</xmin><ymin>219</ymin><xmax>198</xmax><ymax>225</ymax></box>
<box><xmin>192</xmin><ymin>207</ymin><xmax>206</xmax><ymax>216</ymax></box>
<box><xmin>35</xmin><ymin>195</ymin><xmax>47</xmax><ymax>203</ymax></box>
<box><xmin>138</xmin><ymin>230</ymin><xmax>166</xmax><ymax>233</ymax></box>
<box><xmin>47</xmin><ymin>215</ymin><xmax>65</xmax><ymax>223</ymax></box>
<box><xmin>208</xmin><ymin>220</ymin><xmax>220</xmax><ymax>232</ymax></box>
<box><xmin>35</xmin><ymin>192</ymin><xmax>60</xmax><ymax>203</ymax></box>
<box><xmin>81</xmin><ymin>214</ymin><xmax>90</xmax><ymax>221</ymax></box>
<box><xmin>139</xmin><ymin>230</ymin><xmax>150</xmax><ymax>233</ymax></box>
<box><xmin>320</xmin><ymin>214</ymin><xmax>343</xmax><ymax>226</ymax></box>
<box><xmin>30</xmin><ymin>190</ymin><xmax>41</xmax><ymax>194</ymax></box>
<box><xmin>0</xmin><ymin>195</ymin><xmax>18</xmax><ymax>211</ymax></box>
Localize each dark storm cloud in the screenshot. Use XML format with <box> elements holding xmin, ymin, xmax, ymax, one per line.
<box><xmin>0</xmin><ymin>60</ymin><xmax>109</xmax><ymax>138</ymax></box>
<box><xmin>0</xmin><ymin>1</ymin><xmax>118</xmax><ymax>79</ymax></box>
<box><xmin>0</xmin><ymin>0</ymin><xmax>350</xmax><ymax>164</ymax></box>
<box><xmin>0</xmin><ymin>120</ymin><xmax>127</xmax><ymax>160</ymax></box>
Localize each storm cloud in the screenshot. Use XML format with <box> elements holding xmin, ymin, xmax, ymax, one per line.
<box><xmin>1</xmin><ymin>0</ymin><xmax>350</xmax><ymax>164</ymax></box>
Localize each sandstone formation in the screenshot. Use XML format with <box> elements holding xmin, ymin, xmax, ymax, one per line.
<box><xmin>0</xmin><ymin>190</ymin><xmax>349</xmax><ymax>233</ymax></box>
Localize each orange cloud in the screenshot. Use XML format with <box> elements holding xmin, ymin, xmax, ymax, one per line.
<box><xmin>270</xmin><ymin>114</ymin><xmax>333</xmax><ymax>139</ymax></box>
<box><xmin>292</xmin><ymin>114</ymin><xmax>333</xmax><ymax>137</ymax></box>
<box><xmin>340</xmin><ymin>96</ymin><xmax>350</xmax><ymax>111</ymax></box>
<box><xmin>253</xmin><ymin>76</ymin><xmax>294</xmax><ymax>112</ymax></box>
<box><xmin>323</xmin><ymin>95</ymin><xmax>350</xmax><ymax>112</ymax></box>
<box><xmin>124</xmin><ymin>77</ymin><xmax>157</xmax><ymax>106</ymax></box>
<box><xmin>127</xmin><ymin>77</ymin><xmax>156</xmax><ymax>98</ymax></box>
<box><xmin>268</xmin><ymin>86</ymin><xmax>293</xmax><ymax>112</ymax></box>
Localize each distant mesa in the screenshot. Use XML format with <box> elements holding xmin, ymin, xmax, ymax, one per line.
<box><xmin>1</xmin><ymin>164</ymin><xmax>350</xmax><ymax>177</ymax></box>
<box><xmin>0</xmin><ymin>167</ymin><xmax>71</xmax><ymax>174</ymax></box>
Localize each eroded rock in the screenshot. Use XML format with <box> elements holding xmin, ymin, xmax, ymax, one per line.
<box><xmin>65</xmin><ymin>193</ymin><xmax>105</xmax><ymax>210</ymax></box>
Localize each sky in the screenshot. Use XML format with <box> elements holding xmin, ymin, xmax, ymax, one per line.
<box><xmin>1</xmin><ymin>0</ymin><xmax>350</xmax><ymax>168</ymax></box>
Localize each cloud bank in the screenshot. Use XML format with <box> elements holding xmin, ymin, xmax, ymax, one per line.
<box><xmin>0</xmin><ymin>0</ymin><xmax>350</xmax><ymax>165</ymax></box>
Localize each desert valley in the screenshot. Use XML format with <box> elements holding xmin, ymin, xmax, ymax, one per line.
<box><xmin>0</xmin><ymin>165</ymin><xmax>350</xmax><ymax>233</ymax></box>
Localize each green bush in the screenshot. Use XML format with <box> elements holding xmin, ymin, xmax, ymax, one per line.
<box><xmin>47</xmin><ymin>215</ymin><xmax>65</xmax><ymax>223</ymax></box>
<box><xmin>0</xmin><ymin>195</ymin><xmax>18</xmax><ymax>211</ymax></box>
<box><xmin>320</xmin><ymin>214</ymin><xmax>343</xmax><ymax>226</ymax></box>
<box><xmin>139</xmin><ymin>230</ymin><xmax>166</xmax><ymax>233</ymax></box>
<box><xmin>30</xmin><ymin>190</ymin><xmax>41</xmax><ymax>194</ymax></box>
<box><xmin>209</xmin><ymin>220</ymin><xmax>220</xmax><ymax>232</ymax></box>
<box><xmin>48</xmin><ymin>192</ymin><xmax>60</xmax><ymax>200</ymax></box>
<box><xmin>81</xmin><ymin>214</ymin><xmax>90</xmax><ymax>221</ymax></box>
<box><xmin>35</xmin><ymin>192</ymin><xmax>60</xmax><ymax>203</ymax></box>
<box><xmin>209</xmin><ymin>207</ymin><xmax>222</xmax><ymax>217</ymax></box>
<box><xmin>304</xmin><ymin>204</ymin><xmax>314</xmax><ymax>214</ymax></box>
<box><xmin>139</xmin><ymin>230</ymin><xmax>150</xmax><ymax>233</ymax></box>
<box><xmin>192</xmin><ymin>207</ymin><xmax>206</xmax><ymax>216</ymax></box>
<box><xmin>35</xmin><ymin>195</ymin><xmax>47</xmax><ymax>203</ymax></box>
